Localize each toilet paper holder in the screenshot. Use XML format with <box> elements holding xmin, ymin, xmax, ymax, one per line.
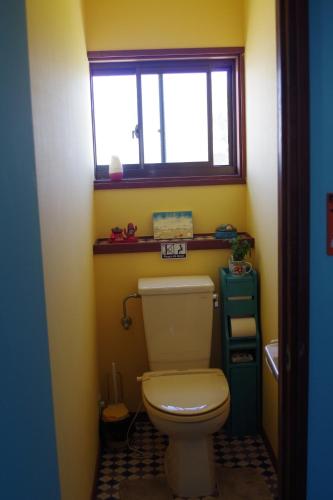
<box><xmin>219</xmin><ymin>266</ymin><xmax>261</xmax><ymax>435</ymax></box>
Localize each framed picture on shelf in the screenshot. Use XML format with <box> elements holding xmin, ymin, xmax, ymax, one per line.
<box><xmin>153</xmin><ymin>211</ymin><xmax>193</xmax><ymax>240</ymax></box>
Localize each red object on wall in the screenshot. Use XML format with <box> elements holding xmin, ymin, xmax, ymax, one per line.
<box><xmin>123</xmin><ymin>223</ymin><xmax>138</xmax><ymax>242</ymax></box>
<box><xmin>109</xmin><ymin>227</ymin><xmax>124</xmax><ymax>242</ymax></box>
<box><xmin>327</xmin><ymin>194</ymin><xmax>333</xmax><ymax>255</ymax></box>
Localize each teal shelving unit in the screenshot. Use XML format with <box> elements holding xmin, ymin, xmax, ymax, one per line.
<box><xmin>219</xmin><ymin>267</ymin><xmax>261</xmax><ymax>436</ymax></box>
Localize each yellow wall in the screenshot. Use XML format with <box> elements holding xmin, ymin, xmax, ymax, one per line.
<box><xmin>25</xmin><ymin>1</ymin><xmax>99</xmax><ymax>499</ymax></box>
<box><xmin>95</xmin><ymin>250</ymin><xmax>235</xmax><ymax>409</ymax></box>
<box><xmin>85</xmin><ymin>0</ymin><xmax>247</xmax><ymax>410</ymax></box>
<box><xmin>94</xmin><ymin>185</ymin><xmax>247</xmax><ymax>409</ymax></box>
<box><xmin>244</xmin><ymin>0</ymin><xmax>278</xmax><ymax>455</ymax></box>
<box><xmin>22</xmin><ymin>0</ymin><xmax>278</xmax><ymax>492</ymax></box>
<box><xmin>95</xmin><ymin>185</ymin><xmax>247</xmax><ymax>238</ymax></box>
<box><xmin>83</xmin><ymin>0</ymin><xmax>245</xmax><ymax>50</ymax></box>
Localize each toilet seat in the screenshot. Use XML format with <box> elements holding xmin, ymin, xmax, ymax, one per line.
<box><xmin>142</xmin><ymin>368</ymin><xmax>230</xmax><ymax>423</ymax></box>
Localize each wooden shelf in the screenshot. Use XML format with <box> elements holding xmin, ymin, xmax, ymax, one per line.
<box><xmin>93</xmin><ymin>232</ymin><xmax>254</xmax><ymax>255</ymax></box>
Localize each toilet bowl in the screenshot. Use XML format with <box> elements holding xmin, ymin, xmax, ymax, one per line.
<box><xmin>138</xmin><ymin>275</ymin><xmax>230</xmax><ymax>496</ymax></box>
<box><xmin>141</xmin><ymin>368</ymin><xmax>230</xmax><ymax>497</ymax></box>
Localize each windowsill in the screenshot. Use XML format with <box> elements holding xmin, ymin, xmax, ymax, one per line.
<box><xmin>94</xmin><ymin>175</ymin><xmax>246</xmax><ymax>190</ymax></box>
<box><xmin>93</xmin><ymin>232</ymin><xmax>254</xmax><ymax>254</ymax></box>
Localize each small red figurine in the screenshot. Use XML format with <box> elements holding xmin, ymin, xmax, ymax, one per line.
<box><xmin>110</xmin><ymin>226</ymin><xmax>124</xmax><ymax>242</ymax></box>
<box><xmin>124</xmin><ymin>223</ymin><xmax>138</xmax><ymax>242</ymax></box>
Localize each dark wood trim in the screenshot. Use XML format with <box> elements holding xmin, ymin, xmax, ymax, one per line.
<box><xmin>88</xmin><ymin>47</ymin><xmax>245</xmax><ymax>62</ymax></box>
<box><xmin>206</xmin><ymin>71</ymin><xmax>213</xmax><ymax>164</ymax></box>
<box><xmin>136</xmin><ymin>71</ymin><xmax>144</xmax><ymax>167</ymax></box>
<box><xmin>94</xmin><ymin>174</ymin><xmax>246</xmax><ymax>190</ymax></box>
<box><xmin>158</xmin><ymin>74</ymin><xmax>166</xmax><ymax>163</ymax></box>
<box><xmin>122</xmin><ymin>161</ymin><xmax>235</xmax><ymax>176</ymax></box>
<box><xmin>90</xmin><ymin>59</ymin><xmax>235</xmax><ymax>76</ymax></box>
<box><xmin>93</xmin><ymin>232</ymin><xmax>254</xmax><ymax>255</ymax></box>
<box><xmin>89</xmin><ymin>73</ymin><xmax>97</xmax><ymax>176</ymax></box>
<box><xmin>95</xmin><ymin>161</ymin><xmax>239</xmax><ymax>183</ymax></box>
<box><xmin>276</xmin><ymin>1</ymin><xmax>309</xmax><ymax>499</ymax></box>
<box><xmin>238</xmin><ymin>52</ymin><xmax>247</xmax><ymax>182</ymax></box>
<box><xmin>229</xmin><ymin>65</ymin><xmax>238</xmax><ymax>176</ymax></box>
<box><xmin>89</xmin><ymin>47</ymin><xmax>245</xmax><ymax>185</ymax></box>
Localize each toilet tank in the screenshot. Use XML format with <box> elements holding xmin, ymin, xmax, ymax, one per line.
<box><xmin>138</xmin><ymin>276</ymin><xmax>214</xmax><ymax>371</ymax></box>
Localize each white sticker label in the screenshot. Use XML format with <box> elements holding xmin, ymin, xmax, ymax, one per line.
<box><xmin>161</xmin><ymin>242</ymin><xmax>187</xmax><ymax>260</ymax></box>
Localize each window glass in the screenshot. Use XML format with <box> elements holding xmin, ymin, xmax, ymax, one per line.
<box><xmin>142</xmin><ymin>74</ymin><xmax>162</xmax><ymax>164</ymax></box>
<box><xmin>212</xmin><ymin>71</ymin><xmax>229</xmax><ymax>166</ymax></box>
<box><xmin>163</xmin><ymin>73</ymin><xmax>208</xmax><ymax>163</ymax></box>
<box><xmin>89</xmin><ymin>48</ymin><xmax>245</xmax><ymax>185</ymax></box>
<box><xmin>93</xmin><ymin>75</ymin><xmax>139</xmax><ymax>164</ymax></box>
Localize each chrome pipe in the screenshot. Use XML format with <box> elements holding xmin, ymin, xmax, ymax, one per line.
<box><xmin>121</xmin><ymin>293</ymin><xmax>140</xmax><ymax>330</ymax></box>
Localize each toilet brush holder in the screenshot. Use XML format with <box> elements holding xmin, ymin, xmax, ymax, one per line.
<box><xmin>100</xmin><ymin>402</ymin><xmax>132</xmax><ymax>448</ymax></box>
<box><xmin>100</xmin><ymin>363</ymin><xmax>132</xmax><ymax>448</ymax></box>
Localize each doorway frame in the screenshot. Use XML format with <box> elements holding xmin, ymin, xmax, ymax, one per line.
<box><xmin>276</xmin><ymin>1</ymin><xmax>309</xmax><ymax>499</ymax></box>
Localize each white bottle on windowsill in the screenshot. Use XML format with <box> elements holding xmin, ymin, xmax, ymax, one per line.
<box><xmin>109</xmin><ymin>155</ymin><xmax>123</xmax><ymax>181</ymax></box>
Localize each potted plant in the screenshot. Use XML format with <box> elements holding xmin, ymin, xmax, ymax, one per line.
<box><xmin>229</xmin><ymin>237</ymin><xmax>252</xmax><ymax>276</ymax></box>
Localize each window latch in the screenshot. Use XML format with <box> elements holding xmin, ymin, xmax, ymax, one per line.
<box><xmin>132</xmin><ymin>124</ymin><xmax>140</xmax><ymax>139</ymax></box>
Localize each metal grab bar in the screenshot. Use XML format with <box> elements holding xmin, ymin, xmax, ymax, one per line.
<box><xmin>121</xmin><ymin>293</ymin><xmax>141</xmax><ymax>330</ymax></box>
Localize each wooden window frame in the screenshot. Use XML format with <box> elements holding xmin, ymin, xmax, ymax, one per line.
<box><xmin>88</xmin><ymin>47</ymin><xmax>246</xmax><ymax>189</ymax></box>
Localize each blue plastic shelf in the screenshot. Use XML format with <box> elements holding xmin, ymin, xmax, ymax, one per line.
<box><xmin>219</xmin><ymin>267</ymin><xmax>261</xmax><ymax>436</ymax></box>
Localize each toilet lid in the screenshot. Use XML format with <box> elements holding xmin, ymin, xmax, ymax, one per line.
<box><xmin>142</xmin><ymin>369</ymin><xmax>229</xmax><ymax>416</ymax></box>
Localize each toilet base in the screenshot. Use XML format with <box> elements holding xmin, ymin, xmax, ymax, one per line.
<box><xmin>164</xmin><ymin>435</ymin><xmax>216</xmax><ymax>497</ymax></box>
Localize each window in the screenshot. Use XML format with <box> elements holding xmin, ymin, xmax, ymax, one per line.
<box><xmin>89</xmin><ymin>48</ymin><xmax>245</xmax><ymax>188</ymax></box>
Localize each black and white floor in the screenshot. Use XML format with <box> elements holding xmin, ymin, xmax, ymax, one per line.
<box><xmin>95</xmin><ymin>416</ymin><xmax>277</xmax><ymax>500</ymax></box>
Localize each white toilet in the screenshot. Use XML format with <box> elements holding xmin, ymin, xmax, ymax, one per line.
<box><xmin>138</xmin><ymin>275</ymin><xmax>230</xmax><ymax>498</ymax></box>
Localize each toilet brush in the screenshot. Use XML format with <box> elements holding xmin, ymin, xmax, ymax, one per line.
<box><xmin>102</xmin><ymin>362</ymin><xmax>129</xmax><ymax>422</ymax></box>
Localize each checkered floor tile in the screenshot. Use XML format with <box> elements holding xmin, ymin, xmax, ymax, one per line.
<box><xmin>95</xmin><ymin>416</ymin><xmax>277</xmax><ymax>499</ymax></box>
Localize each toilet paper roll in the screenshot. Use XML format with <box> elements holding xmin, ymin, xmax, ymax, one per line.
<box><xmin>230</xmin><ymin>317</ymin><xmax>257</xmax><ymax>337</ymax></box>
